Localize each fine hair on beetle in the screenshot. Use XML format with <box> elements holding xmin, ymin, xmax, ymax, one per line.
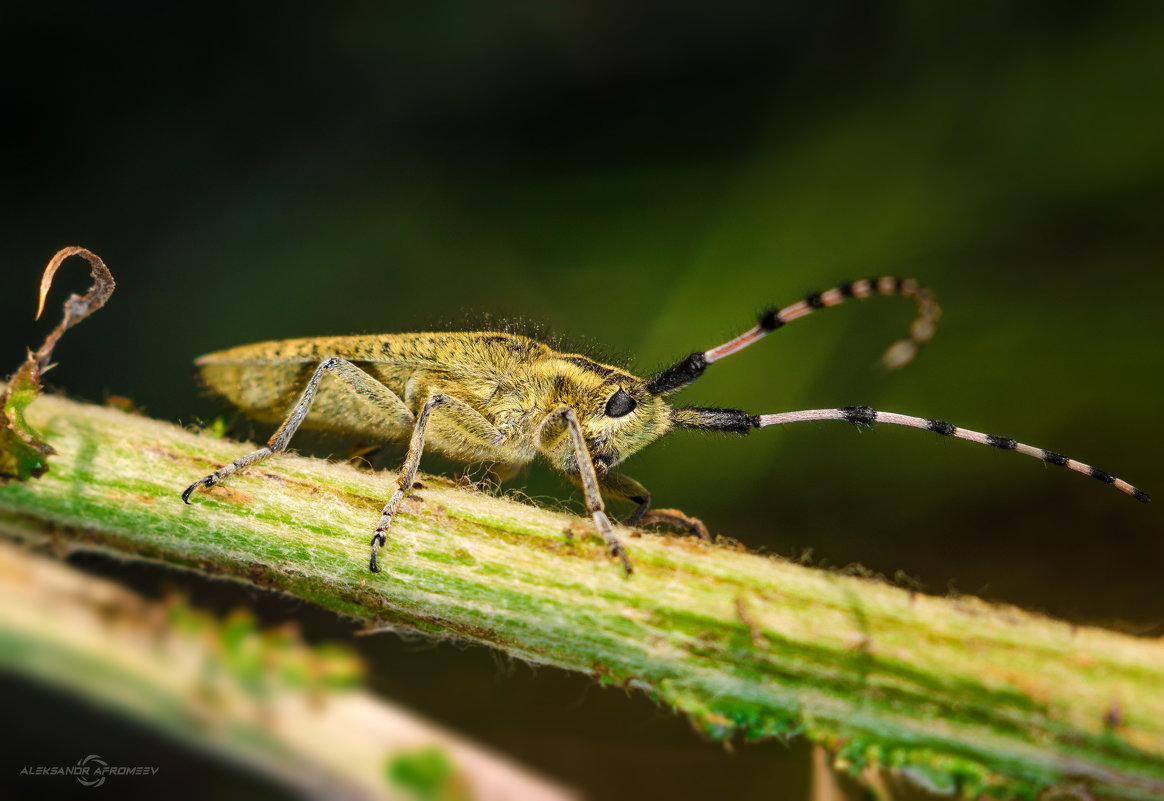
<box><xmin>182</xmin><ymin>276</ymin><xmax>1149</xmax><ymax>576</ymax></box>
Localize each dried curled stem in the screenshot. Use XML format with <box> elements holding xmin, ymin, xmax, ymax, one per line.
<box><xmin>31</xmin><ymin>246</ymin><xmax>116</xmax><ymax>376</ymax></box>
<box><xmin>1</xmin><ymin>247</ymin><xmax>115</xmax><ymax>481</ymax></box>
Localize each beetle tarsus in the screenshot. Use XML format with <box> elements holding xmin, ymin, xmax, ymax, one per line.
<box><xmin>369</xmin><ymin>532</ymin><xmax>387</xmax><ymax>573</ymax></box>
<box><xmin>181</xmin><ymin>476</ymin><xmax>215</xmax><ymax>504</ymax></box>
<box><xmin>610</xmin><ymin>542</ymin><xmax>633</xmax><ymax>576</ymax></box>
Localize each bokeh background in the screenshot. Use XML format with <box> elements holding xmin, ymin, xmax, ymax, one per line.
<box><xmin>2</xmin><ymin>2</ymin><xmax>1162</xmax><ymax>798</ymax></box>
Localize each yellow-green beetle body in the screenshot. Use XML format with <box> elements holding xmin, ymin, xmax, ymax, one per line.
<box><xmin>197</xmin><ymin>331</ymin><xmax>673</xmax><ymax>475</ymax></box>
<box><xmin>184</xmin><ymin>277</ymin><xmax>1147</xmax><ymax>575</ymax></box>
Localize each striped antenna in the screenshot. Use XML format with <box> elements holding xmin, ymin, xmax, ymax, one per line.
<box><xmin>754</xmin><ymin>406</ymin><xmax>1150</xmax><ymax>503</ymax></box>
<box><xmin>647</xmin><ymin>277</ymin><xmax>939</xmax><ymax>395</ymax></box>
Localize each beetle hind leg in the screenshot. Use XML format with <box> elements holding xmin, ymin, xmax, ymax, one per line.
<box><xmin>182</xmin><ymin>357</ymin><xmax>413</xmax><ymax>505</ymax></box>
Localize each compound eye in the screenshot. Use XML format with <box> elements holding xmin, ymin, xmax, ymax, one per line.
<box><xmin>604</xmin><ymin>387</ymin><xmax>637</xmax><ymax>418</ymax></box>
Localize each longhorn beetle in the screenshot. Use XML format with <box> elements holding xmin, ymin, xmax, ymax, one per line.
<box><xmin>182</xmin><ymin>277</ymin><xmax>1149</xmax><ymax>574</ymax></box>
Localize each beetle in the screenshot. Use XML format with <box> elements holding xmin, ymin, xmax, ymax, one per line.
<box><xmin>182</xmin><ymin>276</ymin><xmax>1149</xmax><ymax>574</ymax></box>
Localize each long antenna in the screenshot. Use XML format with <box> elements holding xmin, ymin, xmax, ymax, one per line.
<box><xmin>647</xmin><ymin>277</ymin><xmax>939</xmax><ymax>395</ymax></box>
<box><xmin>753</xmin><ymin>405</ymin><xmax>1150</xmax><ymax>503</ymax></box>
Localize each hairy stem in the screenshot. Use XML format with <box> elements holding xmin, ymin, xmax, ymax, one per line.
<box><xmin>0</xmin><ymin>390</ymin><xmax>1162</xmax><ymax>800</ymax></box>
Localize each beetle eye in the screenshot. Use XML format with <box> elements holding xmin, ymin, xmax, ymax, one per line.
<box><xmin>604</xmin><ymin>388</ymin><xmax>637</xmax><ymax>418</ymax></box>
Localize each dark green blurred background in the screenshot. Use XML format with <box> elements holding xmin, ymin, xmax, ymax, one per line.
<box><xmin>2</xmin><ymin>3</ymin><xmax>1162</xmax><ymax>798</ymax></box>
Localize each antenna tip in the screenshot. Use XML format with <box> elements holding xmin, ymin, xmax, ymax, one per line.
<box><xmin>881</xmin><ymin>339</ymin><xmax>917</xmax><ymax>370</ymax></box>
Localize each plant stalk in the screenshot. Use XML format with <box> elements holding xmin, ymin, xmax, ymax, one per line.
<box><xmin>0</xmin><ymin>390</ymin><xmax>1162</xmax><ymax>799</ymax></box>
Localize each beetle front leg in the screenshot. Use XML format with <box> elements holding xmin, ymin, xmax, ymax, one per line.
<box><xmin>599</xmin><ymin>471</ymin><xmax>710</xmax><ymax>542</ymax></box>
<box><xmin>541</xmin><ymin>406</ymin><xmax>632</xmax><ymax>575</ymax></box>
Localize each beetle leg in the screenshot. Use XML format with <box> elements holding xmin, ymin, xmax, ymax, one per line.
<box><xmin>599</xmin><ymin>471</ymin><xmax>711</xmax><ymax>542</ymax></box>
<box><xmin>369</xmin><ymin>393</ymin><xmax>506</xmax><ymax>573</ymax></box>
<box><xmin>539</xmin><ymin>406</ymin><xmax>632</xmax><ymax>575</ymax></box>
<box><xmin>182</xmin><ymin>357</ymin><xmax>413</xmax><ymax>503</ymax></box>
<box><xmin>638</xmin><ymin>508</ymin><xmax>710</xmax><ymax>541</ymax></box>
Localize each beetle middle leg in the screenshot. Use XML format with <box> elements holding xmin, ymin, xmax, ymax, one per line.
<box><xmin>182</xmin><ymin>356</ymin><xmax>414</xmax><ymax>502</ymax></box>
<box><xmin>599</xmin><ymin>471</ymin><xmax>711</xmax><ymax>542</ymax></box>
<box><xmin>369</xmin><ymin>392</ymin><xmax>506</xmax><ymax>573</ymax></box>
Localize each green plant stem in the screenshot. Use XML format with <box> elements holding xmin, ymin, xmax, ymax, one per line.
<box><xmin>1</xmin><ymin>390</ymin><xmax>1162</xmax><ymax>799</ymax></box>
<box><xmin>0</xmin><ymin>540</ymin><xmax>575</xmax><ymax>801</ymax></box>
